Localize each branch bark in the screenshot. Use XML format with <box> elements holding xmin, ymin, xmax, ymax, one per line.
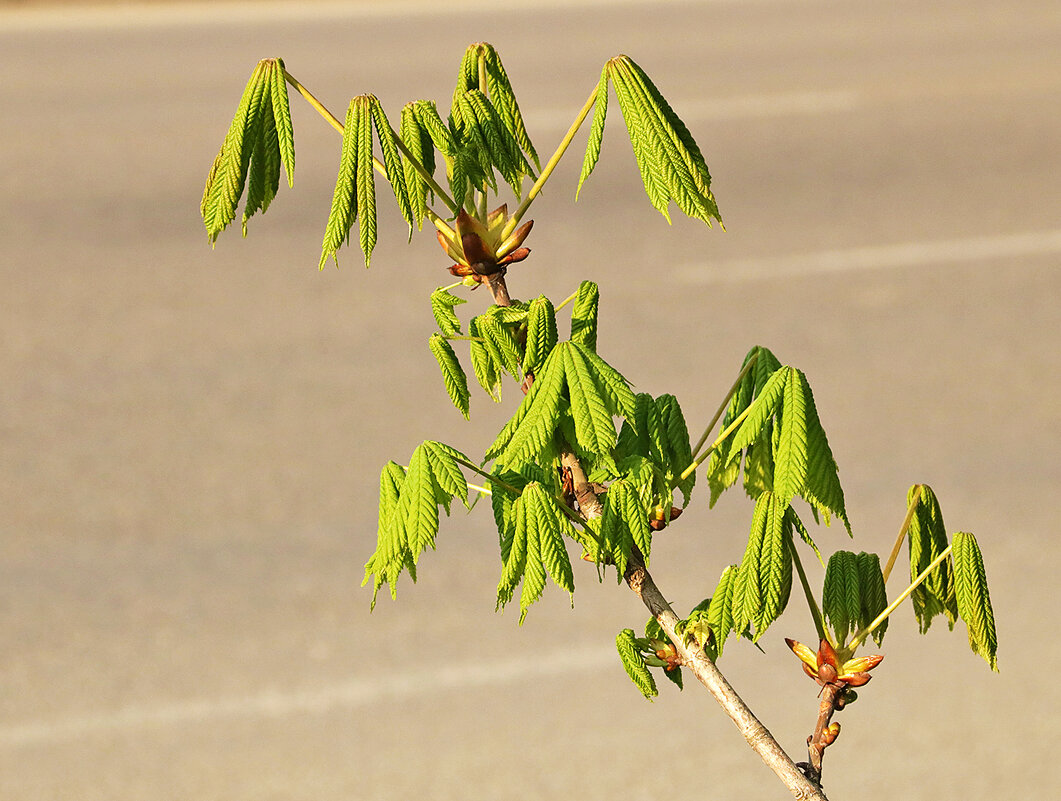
<box><xmin>624</xmin><ymin>556</ymin><xmax>829</xmax><ymax>801</ymax></box>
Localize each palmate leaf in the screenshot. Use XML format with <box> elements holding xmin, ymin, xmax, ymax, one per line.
<box><xmin>952</xmin><ymin>532</ymin><xmax>999</xmax><ymax>671</ymax></box>
<box><xmin>599</xmin><ymin>478</ymin><xmax>650</xmax><ymax>578</ymax></box>
<box><xmin>908</xmin><ymin>484</ymin><xmax>958</xmax><ymax>633</ymax></box>
<box><xmin>487</xmin><ymin>341</ymin><xmax>633</xmax><ymax>468</ymax></box>
<box><xmin>496</xmin><ymin>482</ymin><xmax>576</xmax><ymax>622</ymax></box>
<box><xmin>617</xmin><ymin>629</ymin><xmax>658</xmax><ymax>699</ymax></box>
<box><xmin>320</xmin><ymin>95</ymin><xmax>415</xmax><ymax>268</ymax></box>
<box><xmin>202</xmin><ymin>58</ymin><xmax>295</xmax><ymax>243</ymax></box>
<box><xmin>428</xmin><ymin>334</ymin><xmax>470</xmax><ymax>419</ymax></box>
<box><xmin>586</xmin><ymin>55</ymin><xmax>720</xmax><ymax>227</ymax></box>
<box><xmin>363</xmin><ymin>441</ymin><xmax>471</xmax><ymax>607</ymax></box>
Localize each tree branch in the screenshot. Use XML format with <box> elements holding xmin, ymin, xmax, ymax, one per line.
<box><xmin>624</xmin><ymin>555</ymin><xmax>829</xmax><ymax>801</ymax></box>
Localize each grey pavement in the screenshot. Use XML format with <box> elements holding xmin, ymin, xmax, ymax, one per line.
<box><xmin>1</xmin><ymin>1</ymin><xmax>1059</xmax><ymax>798</ymax></box>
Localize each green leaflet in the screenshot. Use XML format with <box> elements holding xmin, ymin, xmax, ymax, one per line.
<box><xmin>907</xmin><ymin>484</ymin><xmax>958</xmax><ymax>633</ymax></box>
<box><xmin>774</xmin><ymin>367</ymin><xmax>809</xmax><ymax>507</ymax></box>
<box><xmin>428</xmin><ymin>334</ymin><xmax>470</xmax><ymax>419</ymax></box>
<box><xmin>615</xmin><ymin>393</ymin><xmax>694</xmax><ymax>510</ymax></box>
<box><xmin>468</xmin><ymin>317</ymin><xmax>503</xmax><ymax>402</ymax></box>
<box><xmin>363</xmin><ymin>441</ymin><xmax>471</xmax><ymax>607</ymax></box>
<box><xmin>319</xmin><ymin>95</ymin><xmax>415</xmax><ymax>268</ymax></box>
<box><xmin>480</xmin><ymin>45</ymin><xmax>540</xmax><ymax>171</ymax></box>
<box><xmin>600</xmin><ymin>478</ymin><xmax>650</xmax><ymax>578</ymax></box>
<box><xmin>399</xmin><ymin>104</ymin><xmax>431</xmax><ymax>229</ymax></box>
<box><xmin>952</xmin><ymin>532</ymin><xmax>999</xmax><ymax>671</ymax></box>
<box><xmin>731</xmin><ymin>492</ymin><xmax>792</xmax><ymax>641</ymax></box>
<box><xmin>202</xmin><ymin>58</ymin><xmax>295</xmax><ymax>243</ymax></box>
<box><xmin>473</xmin><ymin>309</ymin><xmax>523</xmax><ymax>380</ymax></box>
<box><xmin>603</xmin><ymin>56</ymin><xmax>721</xmax><ymax>226</ymax></box>
<box><xmin>570</xmin><ymin>280</ymin><xmax>600</xmax><ymax>351</ymax></box>
<box><xmin>496</xmin><ymin>482</ymin><xmax>576</xmax><ymax>622</ymax></box>
<box><xmin>822</xmin><ymin>550</ymin><xmax>863</xmax><ymax>645</ymax></box>
<box><xmin>430</xmin><ymin>286</ymin><xmax>466</xmax><ymax>335</ymax></box>
<box><xmin>487</xmin><ymin>341</ymin><xmax>633</xmax><ymax>467</ymax></box>
<box><xmin>522</xmin><ymin>295</ymin><xmax>558</xmax><ymax>374</ymax></box>
<box><xmin>576</xmin><ymin>64</ymin><xmax>610</xmax><ymax>200</ymax></box>
<box><xmin>708</xmin><ymin>564</ymin><xmax>738</xmax><ymax>658</ymax></box>
<box><xmin>727</xmin><ymin>366</ymin><xmax>788</xmax><ymax>457</ymax></box>
<box><xmin>856</xmin><ymin>551</ymin><xmax>888</xmax><ymax>646</ymax></box>
<box><xmin>455</xmin><ymin>89</ymin><xmax>534</xmax><ymax>198</ymax></box>
<box><xmin>616</xmin><ymin>629</ymin><xmax>658</xmax><ymax>699</ymax></box>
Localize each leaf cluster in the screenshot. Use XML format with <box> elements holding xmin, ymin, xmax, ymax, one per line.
<box><xmin>578</xmin><ymin>56</ymin><xmax>721</xmax><ymax>226</ymax></box>
<box><xmin>201</xmin><ymin>58</ymin><xmax>295</xmax><ymax>242</ymax></box>
<box><xmin>822</xmin><ymin>550</ymin><xmax>888</xmax><ymax>646</ymax></box>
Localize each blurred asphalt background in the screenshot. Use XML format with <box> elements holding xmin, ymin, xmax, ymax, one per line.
<box><xmin>1</xmin><ymin>0</ymin><xmax>1059</xmax><ymax>798</ymax></box>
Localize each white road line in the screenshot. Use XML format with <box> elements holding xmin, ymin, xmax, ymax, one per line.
<box><xmin>0</xmin><ymin>645</ymin><xmax>614</xmax><ymax>748</ymax></box>
<box><xmin>674</xmin><ymin>229</ymin><xmax>1061</xmax><ymax>284</ymax></box>
<box><xmin>0</xmin><ymin>0</ymin><xmax>770</xmax><ymax>33</ymax></box>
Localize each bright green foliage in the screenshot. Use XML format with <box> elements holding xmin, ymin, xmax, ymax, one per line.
<box><xmin>570</xmin><ymin>281</ymin><xmax>600</xmax><ymax>351</ymax></box>
<box><xmin>821</xmin><ymin>550</ymin><xmax>889</xmax><ymax>646</ymax></box>
<box><xmin>722</xmin><ymin>365</ymin><xmax>850</xmax><ymax>533</ymax></box>
<box><xmin>363</xmin><ymin>441</ymin><xmax>471</xmax><ymax>606</ymax></box>
<box><xmin>522</xmin><ymin>295</ymin><xmax>558</xmax><ymax>374</ymax></box>
<box><xmin>428</xmin><ymin>334</ymin><xmax>470</xmax><ymax>419</ymax></box>
<box><xmin>399</xmin><ymin>103</ymin><xmax>435</xmax><ymax>229</ymax></box>
<box><xmin>473</xmin><ymin>307</ymin><xmax>524</xmax><ymax>381</ymax></box>
<box><xmin>577</xmin><ymin>56</ymin><xmax>721</xmax><ymax>226</ymax></box>
<box><xmin>952</xmin><ymin>532</ymin><xmax>999</xmax><ymax>671</ymax></box>
<box><xmin>616</xmin><ymin>628</ymin><xmax>658</xmax><ymax>699</ymax></box>
<box><xmin>468</xmin><ymin>316</ymin><xmax>503</xmax><ymax>402</ymax></box>
<box><xmin>495</xmin><ymin>482</ymin><xmax>576</xmax><ymax>622</ymax></box>
<box><xmin>707</xmin><ymin>565</ymin><xmax>738</xmax><ymax>658</ymax></box>
<box><xmin>707</xmin><ymin>346</ymin><xmax>782</xmax><ymax>504</ymax></box>
<box><xmin>599</xmin><ymin>478</ymin><xmax>650</xmax><ymax>578</ymax></box>
<box><xmin>487</xmin><ymin>341</ymin><xmax>634</xmax><ymax>468</ymax></box>
<box><xmin>430</xmin><ymin>286</ymin><xmax>466</xmax><ymax>335</ymax></box>
<box><xmin>907</xmin><ymin>484</ymin><xmax>958</xmax><ymax>633</ymax></box>
<box><xmin>614</xmin><ymin>392</ymin><xmax>696</xmax><ymax>510</ymax></box>
<box><xmin>856</xmin><ymin>551</ymin><xmax>889</xmax><ymax>646</ymax></box>
<box><xmin>731</xmin><ymin>492</ymin><xmax>793</xmax><ymax>641</ymax></box>
<box><xmin>822</xmin><ymin>550</ymin><xmax>863</xmax><ymax>645</ymax></box>
<box><xmin>320</xmin><ymin>95</ymin><xmax>413</xmax><ymax>268</ymax></box>
<box><xmin>201</xmin><ymin>58</ymin><xmax>295</xmax><ymax>242</ymax></box>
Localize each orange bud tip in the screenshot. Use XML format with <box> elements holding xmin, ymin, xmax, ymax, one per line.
<box><xmin>842</xmin><ymin>672</ymin><xmax>873</xmax><ymax>687</ymax></box>
<box><xmin>817</xmin><ymin>639</ymin><xmax>840</xmax><ymax>670</ymax></box>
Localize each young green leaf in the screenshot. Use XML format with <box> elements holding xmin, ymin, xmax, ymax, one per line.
<box><xmin>370</xmin><ymin>99</ymin><xmax>414</xmax><ymax>237</ymax></box>
<box><xmin>320</xmin><ymin>97</ymin><xmax>365</xmax><ymax>268</ymax></box>
<box><xmin>469</xmin><ymin>316</ymin><xmax>502</xmax><ymax>401</ymax></box>
<box><xmin>774</xmin><ymin>367</ymin><xmax>809</xmax><ymax>507</ymax></box>
<box><xmin>707</xmin><ymin>565</ymin><xmax>738</xmax><ymax>658</ymax></box>
<box><xmin>429</xmin><ymin>286</ymin><xmax>466</xmax><ymax>335</ymax></box>
<box><xmin>952</xmin><ymin>531</ymin><xmax>999</xmax><ymax>671</ymax></box>
<box><xmin>856</xmin><ymin>551</ymin><xmax>888</xmax><ymax>646</ymax></box>
<box><xmin>428</xmin><ymin>334</ymin><xmax>470</xmax><ymax>419</ymax></box>
<box><xmin>202</xmin><ymin>60</ymin><xmax>274</xmax><ymax>242</ymax></box>
<box><xmin>576</xmin><ymin>64</ymin><xmax>610</xmax><ymax>200</ymax></box>
<box><xmin>481</xmin><ymin>45</ymin><xmax>540</xmax><ymax>171</ymax></box>
<box><xmin>522</xmin><ymin>295</ymin><xmax>558</xmax><ymax>374</ymax></box>
<box><xmin>823</xmin><ymin>550</ymin><xmax>862</xmax><ymax>645</ymax></box>
<box><xmin>616</xmin><ymin>628</ymin><xmax>658</xmax><ymax>699</ymax></box>
<box><xmin>908</xmin><ymin>484</ymin><xmax>958</xmax><ymax>633</ymax></box>
<box><xmin>355</xmin><ymin>96</ymin><xmax>377</xmax><ymax>265</ymax></box>
<box><xmin>399</xmin><ymin>104</ymin><xmax>435</xmax><ymax>229</ymax></box>
<box><xmin>570</xmin><ymin>280</ymin><xmax>600</xmax><ymax>351</ymax></box>
<box><xmin>486</xmin><ymin>344</ymin><xmax>566</xmax><ymax>464</ymax></box>
<box><xmin>564</xmin><ymin>343</ymin><xmax>620</xmax><ymax>458</ymax></box>
<box><xmin>474</xmin><ymin>311</ymin><xmax>523</xmax><ymax>380</ymax></box>
<box><xmin>270</xmin><ymin>59</ymin><xmax>295</xmax><ymax>189</ymax></box>
<box><xmin>727</xmin><ymin>367</ymin><xmax>788</xmax><ymax>458</ymax></box>
<box><xmin>731</xmin><ymin>492</ymin><xmax>791</xmax><ymax>640</ymax></box>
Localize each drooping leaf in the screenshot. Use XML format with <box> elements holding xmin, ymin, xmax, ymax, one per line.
<box><xmin>600</xmin><ymin>479</ymin><xmax>646</xmax><ymax>578</ymax></box>
<box><xmin>799</xmin><ymin>374</ymin><xmax>850</xmax><ymax>532</ymax></box>
<box><xmin>399</xmin><ymin>103</ymin><xmax>434</xmax><ymax>229</ymax></box>
<box><xmin>481</xmin><ymin>44</ymin><xmax>540</xmax><ymax>171</ymax></box>
<box><xmin>355</xmin><ymin>96</ymin><xmax>377</xmax><ymax>266</ymax></box>
<box><xmin>952</xmin><ymin>531</ymin><xmax>999</xmax><ymax>671</ymax></box>
<box><xmin>908</xmin><ymin>484</ymin><xmax>958</xmax><ymax>633</ymax></box>
<box><xmin>428</xmin><ymin>334</ymin><xmax>470</xmax><ymax>419</ymax></box>
<box><xmin>468</xmin><ymin>316</ymin><xmax>502</xmax><ymax>402</ymax></box>
<box><xmin>270</xmin><ymin>59</ymin><xmax>295</xmax><ymax>189</ymax></box>
<box><xmin>727</xmin><ymin>366</ymin><xmax>788</xmax><ymax>458</ymax></box>
<box><xmin>616</xmin><ymin>628</ymin><xmax>658</xmax><ymax>699</ymax></box>
<box><xmin>576</xmin><ymin>64</ymin><xmax>610</xmax><ymax>200</ymax></box>
<box><xmin>371</xmin><ymin>99</ymin><xmax>414</xmax><ymax>237</ymax></box>
<box><xmin>474</xmin><ymin>309</ymin><xmax>523</xmax><ymax>380</ymax></box>
<box><xmin>320</xmin><ymin>97</ymin><xmax>365</xmax><ymax>268</ymax></box>
<box><xmin>564</xmin><ymin>343</ymin><xmax>619</xmax><ymax>458</ymax></box>
<box><xmin>486</xmin><ymin>344</ymin><xmax>566</xmax><ymax>464</ymax></box>
<box><xmin>430</xmin><ymin>286</ymin><xmax>466</xmax><ymax>335</ymax></box>
<box><xmin>606</xmin><ymin>56</ymin><xmax>721</xmax><ymax>226</ymax></box>
<box><xmin>731</xmin><ymin>492</ymin><xmax>792</xmax><ymax>640</ymax></box>
<box><xmin>774</xmin><ymin>367</ymin><xmax>809</xmax><ymax>507</ymax></box>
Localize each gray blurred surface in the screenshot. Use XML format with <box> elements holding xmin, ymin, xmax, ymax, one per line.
<box><xmin>1</xmin><ymin>0</ymin><xmax>1059</xmax><ymax>798</ymax></box>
